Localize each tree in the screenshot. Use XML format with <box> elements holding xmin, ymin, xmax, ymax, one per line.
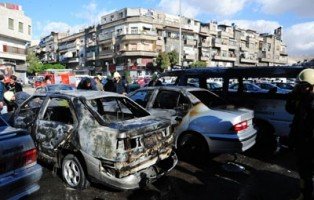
<box><xmin>167</xmin><ymin>50</ymin><xmax>179</xmax><ymax>68</ymax></box>
<box><xmin>156</xmin><ymin>52</ymin><xmax>170</xmax><ymax>70</ymax></box>
<box><xmin>190</xmin><ymin>61</ymin><xmax>207</xmax><ymax>68</ymax></box>
<box><xmin>42</xmin><ymin>63</ymin><xmax>65</xmax><ymax>70</ymax></box>
<box><xmin>26</xmin><ymin>52</ymin><xmax>43</xmax><ymax>74</ymax></box>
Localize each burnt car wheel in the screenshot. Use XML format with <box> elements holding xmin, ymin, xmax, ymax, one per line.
<box><xmin>62</xmin><ymin>154</ymin><xmax>89</xmax><ymax>189</ymax></box>
<box><xmin>177</xmin><ymin>133</ymin><xmax>208</xmax><ymax>162</ymax></box>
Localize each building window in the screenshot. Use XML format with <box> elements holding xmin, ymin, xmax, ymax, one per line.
<box><xmin>18</xmin><ymin>22</ymin><xmax>23</xmax><ymax>33</ymax></box>
<box><xmin>130</xmin><ymin>27</ymin><xmax>138</xmax><ymax>34</ymax></box>
<box><xmin>28</xmin><ymin>25</ymin><xmax>31</xmax><ymax>35</ymax></box>
<box><xmin>8</xmin><ymin>18</ymin><xmax>14</xmax><ymax>30</ymax></box>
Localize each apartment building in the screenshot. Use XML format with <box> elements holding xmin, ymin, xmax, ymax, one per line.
<box><xmin>0</xmin><ymin>3</ymin><xmax>31</xmax><ymax>78</ymax></box>
<box><xmin>35</xmin><ymin>32</ymin><xmax>68</xmax><ymax>63</ymax></box>
<box><xmin>31</xmin><ymin>7</ymin><xmax>288</xmax><ymax>74</ymax></box>
<box><xmin>98</xmin><ymin>8</ymin><xmax>288</xmax><ymax>69</ymax></box>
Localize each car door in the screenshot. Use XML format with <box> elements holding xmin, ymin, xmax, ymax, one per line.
<box><xmin>34</xmin><ymin>97</ymin><xmax>77</xmax><ymax>157</ymax></box>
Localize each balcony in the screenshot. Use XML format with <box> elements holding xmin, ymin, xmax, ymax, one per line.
<box><xmin>119</xmin><ymin>51</ymin><xmax>158</xmax><ymax>57</ymax></box>
<box><xmin>68</xmin><ymin>58</ymin><xmax>79</xmax><ymax>63</ymax></box>
<box><xmin>280</xmin><ymin>50</ymin><xmax>288</xmax><ymax>56</ymax></box>
<box><xmin>200</xmin><ymin>27</ymin><xmax>209</xmax><ymax>34</ymax></box>
<box><xmin>86</xmin><ymin>52</ymin><xmax>95</xmax><ymax>60</ymax></box>
<box><xmin>260</xmin><ymin>57</ymin><xmax>273</xmax><ymax>63</ymax></box>
<box><xmin>218</xmin><ymin>31</ymin><xmax>233</xmax><ymax>38</ymax></box>
<box><xmin>212</xmin><ymin>54</ymin><xmax>236</xmax><ymax>62</ymax></box>
<box><xmin>200</xmin><ymin>40</ymin><xmax>211</xmax><ymax>47</ymax></box>
<box><xmin>212</xmin><ymin>39</ymin><xmax>228</xmax><ymax>48</ymax></box>
<box><xmin>184</xmin><ymin>54</ymin><xmax>195</xmax><ymax>60</ymax></box>
<box><xmin>98</xmin><ymin>34</ymin><xmax>113</xmax><ymax>41</ymax></box>
<box><xmin>184</xmin><ymin>39</ymin><xmax>196</xmax><ymax>46</ymax></box>
<box><xmin>120</xmin><ymin>34</ymin><xmax>157</xmax><ymax>41</ymax></box>
<box><xmin>240</xmin><ymin>58</ymin><xmax>258</xmax><ymax>64</ymax></box>
<box><xmin>200</xmin><ymin>56</ymin><xmax>209</xmax><ymax>61</ymax></box>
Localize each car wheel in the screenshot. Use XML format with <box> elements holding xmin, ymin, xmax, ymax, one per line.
<box><xmin>177</xmin><ymin>133</ymin><xmax>208</xmax><ymax>162</ymax></box>
<box><xmin>62</xmin><ymin>154</ymin><xmax>89</xmax><ymax>190</ymax></box>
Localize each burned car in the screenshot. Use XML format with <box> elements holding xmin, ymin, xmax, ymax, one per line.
<box><xmin>129</xmin><ymin>87</ymin><xmax>257</xmax><ymax>160</ymax></box>
<box><xmin>11</xmin><ymin>90</ymin><xmax>177</xmax><ymax>190</ymax></box>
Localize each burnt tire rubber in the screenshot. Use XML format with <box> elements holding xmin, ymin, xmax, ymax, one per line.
<box><xmin>62</xmin><ymin>154</ymin><xmax>89</xmax><ymax>190</ymax></box>
<box><xmin>177</xmin><ymin>133</ymin><xmax>208</xmax><ymax>163</ymax></box>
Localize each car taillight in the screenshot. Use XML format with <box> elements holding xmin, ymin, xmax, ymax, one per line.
<box><xmin>23</xmin><ymin>148</ymin><xmax>37</xmax><ymax>166</ymax></box>
<box><xmin>14</xmin><ymin>148</ymin><xmax>37</xmax><ymax>168</ymax></box>
<box><xmin>232</xmin><ymin>121</ymin><xmax>248</xmax><ymax>132</ymax></box>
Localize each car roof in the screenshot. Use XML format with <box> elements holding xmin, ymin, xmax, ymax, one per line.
<box><xmin>143</xmin><ymin>86</ymin><xmax>209</xmax><ymax>92</ymax></box>
<box><xmin>37</xmin><ymin>90</ymin><xmax>125</xmax><ymax>100</ymax></box>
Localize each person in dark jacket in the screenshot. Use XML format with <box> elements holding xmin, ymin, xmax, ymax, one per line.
<box><xmin>6</xmin><ymin>75</ymin><xmax>23</xmax><ymax>93</ymax></box>
<box><xmin>286</xmin><ymin>68</ymin><xmax>314</xmax><ymax>200</ymax></box>
<box><xmin>77</xmin><ymin>77</ymin><xmax>94</xmax><ymax>90</ymax></box>
<box><xmin>0</xmin><ymin>75</ymin><xmax>7</xmax><ymax>112</ymax></box>
<box><xmin>113</xmin><ymin>72</ymin><xmax>127</xmax><ymax>94</ymax></box>
<box><xmin>148</xmin><ymin>73</ymin><xmax>162</xmax><ymax>86</ymax></box>
<box><xmin>104</xmin><ymin>75</ymin><xmax>116</xmax><ymax>92</ymax></box>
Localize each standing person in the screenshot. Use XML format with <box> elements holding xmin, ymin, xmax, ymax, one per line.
<box><xmin>104</xmin><ymin>75</ymin><xmax>115</xmax><ymax>92</ymax></box>
<box><xmin>148</xmin><ymin>73</ymin><xmax>162</xmax><ymax>86</ymax></box>
<box><xmin>7</xmin><ymin>75</ymin><xmax>23</xmax><ymax>93</ymax></box>
<box><xmin>77</xmin><ymin>77</ymin><xmax>93</xmax><ymax>90</ymax></box>
<box><xmin>0</xmin><ymin>75</ymin><xmax>7</xmax><ymax>112</ymax></box>
<box><xmin>94</xmin><ymin>76</ymin><xmax>104</xmax><ymax>91</ymax></box>
<box><xmin>286</xmin><ymin>68</ymin><xmax>314</xmax><ymax>200</ymax></box>
<box><xmin>113</xmin><ymin>72</ymin><xmax>127</xmax><ymax>94</ymax></box>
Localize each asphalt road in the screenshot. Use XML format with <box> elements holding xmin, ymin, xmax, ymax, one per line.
<box><xmin>27</xmin><ymin>151</ymin><xmax>300</xmax><ymax>200</ymax></box>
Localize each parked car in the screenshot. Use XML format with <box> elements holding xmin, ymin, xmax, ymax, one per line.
<box><xmin>11</xmin><ymin>90</ymin><xmax>177</xmax><ymax>190</ymax></box>
<box><xmin>229</xmin><ymin>82</ymin><xmax>268</xmax><ymax>93</ymax></box>
<box><xmin>274</xmin><ymin>82</ymin><xmax>295</xmax><ymax>90</ymax></box>
<box><xmin>34</xmin><ymin>84</ymin><xmax>76</xmax><ymax>94</ymax></box>
<box><xmin>255</xmin><ymin>82</ymin><xmax>290</xmax><ymax>94</ymax></box>
<box><xmin>0</xmin><ymin>115</ymin><xmax>42</xmax><ymax>199</ymax></box>
<box><xmin>129</xmin><ymin>86</ymin><xmax>257</xmax><ymax>160</ymax></box>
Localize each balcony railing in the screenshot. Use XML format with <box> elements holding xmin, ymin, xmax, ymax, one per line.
<box><xmin>212</xmin><ymin>54</ymin><xmax>236</xmax><ymax>61</ymax></box>
<box><xmin>184</xmin><ymin>39</ymin><xmax>196</xmax><ymax>46</ymax></box>
<box><xmin>119</xmin><ymin>34</ymin><xmax>157</xmax><ymax>41</ymax></box>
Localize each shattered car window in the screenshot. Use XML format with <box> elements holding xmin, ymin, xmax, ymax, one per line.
<box><xmin>87</xmin><ymin>97</ymin><xmax>149</xmax><ymax>122</ymax></box>
<box><xmin>42</xmin><ymin>98</ymin><xmax>74</xmax><ymax>124</ymax></box>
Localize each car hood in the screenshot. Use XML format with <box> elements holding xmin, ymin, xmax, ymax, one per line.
<box><xmin>108</xmin><ymin>116</ymin><xmax>171</xmax><ymax>137</ymax></box>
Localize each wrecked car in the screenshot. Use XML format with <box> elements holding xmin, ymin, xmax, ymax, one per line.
<box><xmin>129</xmin><ymin>87</ymin><xmax>257</xmax><ymax>160</ymax></box>
<box><xmin>11</xmin><ymin>90</ymin><xmax>177</xmax><ymax>190</ymax></box>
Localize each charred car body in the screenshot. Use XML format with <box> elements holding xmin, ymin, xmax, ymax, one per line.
<box><xmin>129</xmin><ymin>87</ymin><xmax>256</xmax><ymax>160</ymax></box>
<box><xmin>11</xmin><ymin>90</ymin><xmax>177</xmax><ymax>190</ymax></box>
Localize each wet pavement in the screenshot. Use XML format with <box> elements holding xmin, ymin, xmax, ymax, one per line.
<box><xmin>27</xmin><ymin>150</ymin><xmax>300</xmax><ymax>200</ymax></box>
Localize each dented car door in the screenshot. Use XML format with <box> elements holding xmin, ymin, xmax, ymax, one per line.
<box><xmin>34</xmin><ymin>97</ymin><xmax>77</xmax><ymax>157</ymax></box>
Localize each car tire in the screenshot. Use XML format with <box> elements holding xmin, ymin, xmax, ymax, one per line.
<box><xmin>177</xmin><ymin>133</ymin><xmax>208</xmax><ymax>163</ymax></box>
<box><xmin>62</xmin><ymin>154</ymin><xmax>89</xmax><ymax>190</ymax></box>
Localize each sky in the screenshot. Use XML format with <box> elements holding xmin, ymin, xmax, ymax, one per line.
<box><xmin>10</xmin><ymin>0</ymin><xmax>314</xmax><ymax>56</ymax></box>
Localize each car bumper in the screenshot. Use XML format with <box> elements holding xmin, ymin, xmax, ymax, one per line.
<box><xmin>0</xmin><ymin>163</ymin><xmax>43</xmax><ymax>200</ymax></box>
<box><xmin>206</xmin><ymin>128</ymin><xmax>257</xmax><ymax>153</ymax></box>
<box><xmin>88</xmin><ymin>152</ymin><xmax>178</xmax><ymax>190</ymax></box>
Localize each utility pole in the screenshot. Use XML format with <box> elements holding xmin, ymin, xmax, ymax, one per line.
<box><xmin>179</xmin><ymin>0</ymin><xmax>182</xmax><ymax>67</ymax></box>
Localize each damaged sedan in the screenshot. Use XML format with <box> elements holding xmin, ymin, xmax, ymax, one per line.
<box><xmin>11</xmin><ymin>90</ymin><xmax>177</xmax><ymax>190</ymax></box>
<box><xmin>129</xmin><ymin>87</ymin><xmax>257</xmax><ymax>161</ymax></box>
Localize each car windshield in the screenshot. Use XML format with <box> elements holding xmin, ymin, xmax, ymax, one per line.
<box><xmin>189</xmin><ymin>90</ymin><xmax>227</xmax><ymax>108</ymax></box>
<box><xmin>87</xmin><ymin>97</ymin><xmax>150</xmax><ymax>123</ymax></box>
